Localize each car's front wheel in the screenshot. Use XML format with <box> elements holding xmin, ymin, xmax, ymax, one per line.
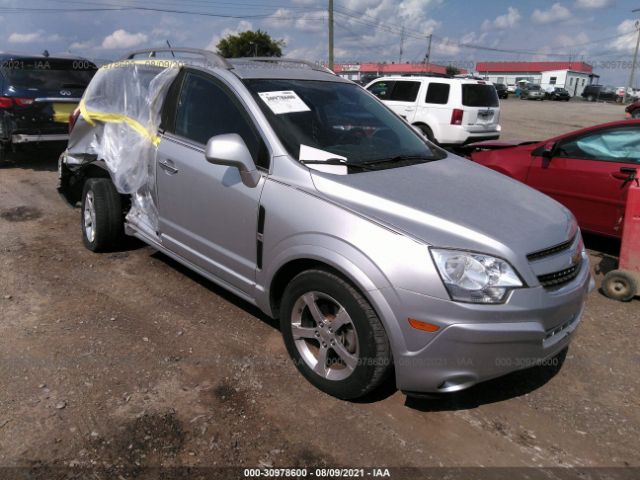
<box><xmin>280</xmin><ymin>269</ymin><xmax>392</xmax><ymax>399</ymax></box>
<box><xmin>81</xmin><ymin>178</ymin><xmax>124</xmax><ymax>252</ymax></box>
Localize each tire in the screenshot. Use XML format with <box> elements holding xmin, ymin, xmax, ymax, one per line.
<box><xmin>81</xmin><ymin>178</ymin><xmax>124</xmax><ymax>252</ymax></box>
<box><xmin>587</xmin><ymin>95</ymin><xmax>595</xmax><ymax>102</ymax></box>
<box><xmin>416</xmin><ymin>124</ymin><xmax>435</xmax><ymax>143</ymax></box>
<box><xmin>280</xmin><ymin>269</ymin><xmax>392</xmax><ymax>400</ymax></box>
<box><xmin>602</xmin><ymin>270</ymin><xmax>637</xmax><ymax>302</ymax></box>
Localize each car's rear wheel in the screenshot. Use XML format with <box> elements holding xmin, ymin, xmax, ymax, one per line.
<box><xmin>416</xmin><ymin>124</ymin><xmax>435</xmax><ymax>143</ymax></box>
<box><xmin>81</xmin><ymin>178</ymin><xmax>124</xmax><ymax>252</ymax></box>
<box><xmin>280</xmin><ymin>269</ymin><xmax>392</xmax><ymax>399</ymax></box>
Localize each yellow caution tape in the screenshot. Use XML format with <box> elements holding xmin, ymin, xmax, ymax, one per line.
<box><xmin>77</xmin><ymin>61</ymin><xmax>183</xmax><ymax>146</ymax></box>
<box><xmin>79</xmin><ymin>99</ymin><xmax>161</xmax><ymax>146</ymax></box>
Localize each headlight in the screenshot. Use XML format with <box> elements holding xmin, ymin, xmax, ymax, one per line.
<box><xmin>431</xmin><ymin>249</ymin><xmax>523</xmax><ymax>304</ymax></box>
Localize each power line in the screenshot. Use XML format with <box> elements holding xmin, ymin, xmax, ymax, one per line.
<box><xmin>0</xmin><ymin>4</ymin><xmax>309</xmax><ymax>19</ymax></box>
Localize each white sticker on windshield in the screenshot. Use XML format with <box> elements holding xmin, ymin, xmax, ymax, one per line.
<box><xmin>258</xmin><ymin>90</ymin><xmax>310</xmax><ymax>115</ymax></box>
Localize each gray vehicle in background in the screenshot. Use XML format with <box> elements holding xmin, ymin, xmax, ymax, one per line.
<box><xmin>59</xmin><ymin>48</ymin><xmax>592</xmax><ymax>400</ymax></box>
<box><xmin>521</xmin><ymin>84</ymin><xmax>545</xmax><ymax>101</ymax></box>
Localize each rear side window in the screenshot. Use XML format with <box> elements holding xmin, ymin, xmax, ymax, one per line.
<box><xmin>389</xmin><ymin>81</ymin><xmax>420</xmax><ymax>102</ymax></box>
<box><xmin>0</xmin><ymin>59</ymin><xmax>96</xmax><ymax>90</ymax></box>
<box><xmin>462</xmin><ymin>84</ymin><xmax>499</xmax><ymax>107</ymax></box>
<box><xmin>425</xmin><ymin>83</ymin><xmax>450</xmax><ymax>104</ymax></box>
<box><xmin>367</xmin><ymin>81</ymin><xmax>395</xmax><ymax>100</ymax></box>
<box><xmin>173</xmin><ymin>72</ymin><xmax>269</xmax><ymax>168</ymax></box>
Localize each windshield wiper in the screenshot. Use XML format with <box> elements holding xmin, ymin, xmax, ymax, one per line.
<box><xmin>300</xmin><ymin>158</ymin><xmax>376</xmax><ymax>171</ymax></box>
<box><xmin>361</xmin><ymin>154</ymin><xmax>435</xmax><ymax>166</ymax></box>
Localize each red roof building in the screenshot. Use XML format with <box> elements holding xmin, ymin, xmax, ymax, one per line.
<box><xmin>474</xmin><ymin>61</ymin><xmax>597</xmax><ymax>97</ymax></box>
<box><xmin>475</xmin><ymin>61</ymin><xmax>593</xmax><ymax>74</ymax></box>
<box><xmin>332</xmin><ymin>62</ymin><xmax>467</xmax><ymax>82</ymax></box>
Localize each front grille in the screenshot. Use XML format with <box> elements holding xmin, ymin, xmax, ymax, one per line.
<box><xmin>537</xmin><ymin>258</ymin><xmax>582</xmax><ymax>288</ymax></box>
<box><xmin>527</xmin><ymin>234</ymin><xmax>575</xmax><ymax>261</ymax></box>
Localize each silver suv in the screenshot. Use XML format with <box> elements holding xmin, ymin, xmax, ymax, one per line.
<box><xmin>59</xmin><ymin>48</ymin><xmax>592</xmax><ymax>400</ymax></box>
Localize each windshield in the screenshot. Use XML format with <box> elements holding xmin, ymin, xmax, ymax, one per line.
<box><xmin>461</xmin><ymin>84</ymin><xmax>499</xmax><ymax>107</ymax></box>
<box><xmin>244</xmin><ymin>79</ymin><xmax>445</xmax><ymax>168</ymax></box>
<box><xmin>528</xmin><ymin>85</ymin><xmax>541</xmax><ymax>91</ymax></box>
<box><xmin>1</xmin><ymin>60</ymin><xmax>96</xmax><ymax>91</ymax></box>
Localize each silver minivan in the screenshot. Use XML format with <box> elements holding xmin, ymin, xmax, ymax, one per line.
<box><xmin>59</xmin><ymin>48</ymin><xmax>592</xmax><ymax>400</ymax></box>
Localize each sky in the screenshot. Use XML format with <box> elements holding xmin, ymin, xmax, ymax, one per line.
<box><xmin>0</xmin><ymin>0</ymin><xmax>639</xmax><ymax>86</ymax></box>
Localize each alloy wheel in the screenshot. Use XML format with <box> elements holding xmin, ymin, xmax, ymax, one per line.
<box><xmin>290</xmin><ymin>291</ymin><xmax>360</xmax><ymax>381</ymax></box>
<box><xmin>84</xmin><ymin>190</ymin><xmax>96</xmax><ymax>243</ymax></box>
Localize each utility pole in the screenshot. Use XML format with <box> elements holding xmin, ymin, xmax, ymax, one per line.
<box><xmin>626</xmin><ymin>9</ymin><xmax>640</xmax><ymax>103</ymax></box>
<box><xmin>424</xmin><ymin>34</ymin><xmax>432</xmax><ymax>73</ymax></box>
<box><xmin>399</xmin><ymin>26</ymin><xmax>405</xmax><ymax>63</ymax></box>
<box><xmin>328</xmin><ymin>0</ymin><xmax>334</xmax><ymax>71</ymax></box>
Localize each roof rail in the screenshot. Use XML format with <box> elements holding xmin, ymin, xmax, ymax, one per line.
<box><xmin>121</xmin><ymin>47</ymin><xmax>232</xmax><ymax>69</ymax></box>
<box><xmin>241</xmin><ymin>57</ymin><xmax>333</xmax><ymax>73</ymax></box>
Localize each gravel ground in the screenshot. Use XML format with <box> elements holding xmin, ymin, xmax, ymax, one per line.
<box><xmin>0</xmin><ymin>99</ymin><xmax>638</xmax><ymax>478</ymax></box>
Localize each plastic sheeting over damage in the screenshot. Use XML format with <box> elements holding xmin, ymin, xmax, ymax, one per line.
<box><xmin>66</xmin><ymin>60</ymin><xmax>181</xmax><ymax>233</ymax></box>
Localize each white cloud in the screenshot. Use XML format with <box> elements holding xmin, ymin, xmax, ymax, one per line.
<box><xmin>205</xmin><ymin>20</ymin><xmax>253</xmax><ymax>51</ymax></box>
<box><xmin>531</xmin><ymin>3</ymin><xmax>572</xmax><ymax>24</ymax></box>
<box><xmin>481</xmin><ymin>7</ymin><xmax>521</xmax><ymax>31</ymax></box>
<box><xmin>69</xmin><ymin>39</ymin><xmax>96</xmax><ymax>51</ymax></box>
<box><xmin>574</xmin><ymin>0</ymin><xmax>613</xmax><ymax>9</ymax></box>
<box><xmin>8</xmin><ymin>31</ymin><xmax>62</xmax><ymax>44</ymax></box>
<box><xmin>314</xmin><ymin>0</ymin><xmax>441</xmax><ymax>61</ymax></box>
<box><xmin>101</xmin><ymin>29</ymin><xmax>148</xmax><ymax>50</ymax></box>
<box><xmin>555</xmin><ymin>31</ymin><xmax>589</xmax><ymax>48</ymax></box>
<box><xmin>609</xmin><ymin>19</ymin><xmax>640</xmax><ymax>53</ymax></box>
<box><xmin>9</xmin><ymin>32</ymin><xmax>42</xmax><ymax>44</ymax></box>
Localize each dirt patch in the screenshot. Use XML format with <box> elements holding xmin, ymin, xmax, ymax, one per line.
<box><xmin>212</xmin><ymin>382</ymin><xmax>237</xmax><ymax>402</ymax></box>
<box><xmin>120</xmin><ymin>412</ymin><xmax>184</xmax><ymax>463</ymax></box>
<box><xmin>90</xmin><ymin>411</ymin><xmax>185</xmax><ymax>468</ymax></box>
<box><xmin>0</xmin><ymin>205</ymin><xmax>42</xmax><ymax>222</ymax></box>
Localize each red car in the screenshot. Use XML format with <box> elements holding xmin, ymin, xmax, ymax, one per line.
<box><xmin>626</xmin><ymin>100</ymin><xmax>640</xmax><ymax>119</ymax></box>
<box><xmin>467</xmin><ymin>120</ymin><xmax>640</xmax><ymax>238</ymax></box>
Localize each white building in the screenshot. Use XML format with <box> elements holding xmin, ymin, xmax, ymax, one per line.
<box><xmin>475</xmin><ymin>61</ymin><xmax>598</xmax><ymax>97</ymax></box>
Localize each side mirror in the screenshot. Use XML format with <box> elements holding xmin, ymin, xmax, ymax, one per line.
<box><xmin>205</xmin><ymin>134</ymin><xmax>261</xmax><ymax>188</ymax></box>
<box><xmin>542</xmin><ymin>142</ymin><xmax>555</xmax><ymax>160</ymax></box>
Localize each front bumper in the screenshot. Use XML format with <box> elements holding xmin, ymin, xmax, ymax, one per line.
<box><xmin>387</xmin><ymin>259</ymin><xmax>593</xmax><ymax>393</ymax></box>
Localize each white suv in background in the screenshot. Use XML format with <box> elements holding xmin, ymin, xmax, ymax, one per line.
<box><xmin>365</xmin><ymin>76</ymin><xmax>501</xmax><ymax>146</ymax></box>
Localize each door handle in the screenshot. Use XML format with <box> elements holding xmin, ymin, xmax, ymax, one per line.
<box><xmin>611</xmin><ymin>172</ymin><xmax>630</xmax><ymax>180</ymax></box>
<box><xmin>404</xmin><ymin>107</ymin><xmax>416</xmax><ymax>111</ymax></box>
<box><xmin>611</xmin><ymin>167</ymin><xmax>638</xmax><ymax>188</ymax></box>
<box><xmin>158</xmin><ymin>159</ymin><xmax>178</xmax><ymax>174</ymax></box>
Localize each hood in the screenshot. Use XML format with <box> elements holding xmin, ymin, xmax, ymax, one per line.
<box><xmin>310</xmin><ymin>156</ymin><xmax>574</xmax><ymax>258</ymax></box>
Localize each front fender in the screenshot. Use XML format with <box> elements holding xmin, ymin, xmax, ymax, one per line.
<box><xmin>257</xmin><ymin>234</ymin><xmax>409</xmax><ymax>355</ymax></box>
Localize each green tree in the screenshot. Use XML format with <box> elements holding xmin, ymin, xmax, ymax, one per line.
<box><xmin>216</xmin><ymin>30</ymin><xmax>284</xmax><ymax>58</ymax></box>
<box><xmin>446</xmin><ymin>65</ymin><xmax>460</xmax><ymax>76</ymax></box>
